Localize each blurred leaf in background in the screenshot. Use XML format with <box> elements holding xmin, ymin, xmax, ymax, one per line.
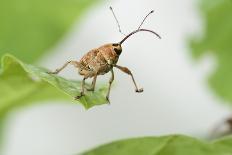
<box><xmin>190</xmin><ymin>0</ymin><xmax>232</xmax><ymax>103</ymax></box>
<box><xmin>81</xmin><ymin>135</ymin><xmax>232</xmax><ymax>155</ymax></box>
<box><xmin>0</xmin><ymin>0</ymin><xmax>101</xmax><ymax>63</ymax></box>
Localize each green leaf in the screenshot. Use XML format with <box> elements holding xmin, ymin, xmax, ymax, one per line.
<box><xmin>0</xmin><ymin>54</ymin><xmax>107</xmax><ymax>147</ymax></box>
<box><xmin>81</xmin><ymin>135</ymin><xmax>232</xmax><ymax>155</ymax></box>
<box><xmin>0</xmin><ymin>54</ymin><xmax>108</xmax><ymax>112</ymax></box>
<box><xmin>190</xmin><ymin>0</ymin><xmax>232</xmax><ymax>103</ymax></box>
<box><xmin>0</xmin><ymin>0</ymin><xmax>101</xmax><ymax>63</ymax></box>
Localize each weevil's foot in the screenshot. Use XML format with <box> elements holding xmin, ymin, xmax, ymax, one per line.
<box><xmin>86</xmin><ymin>87</ymin><xmax>94</xmax><ymax>92</ymax></box>
<box><xmin>75</xmin><ymin>95</ymin><xmax>82</xmax><ymax>100</ymax></box>
<box><xmin>135</xmin><ymin>88</ymin><xmax>143</xmax><ymax>93</ymax></box>
<box><xmin>75</xmin><ymin>93</ymin><xmax>84</xmax><ymax>100</ymax></box>
<box><xmin>47</xmin><ymin>70</ymin><xmax>59</xmax><ymax>74</ymax></box>
<box><xmin>106</xmin><ymin>96</ymin><xmax>111</xmax><ymax>104</ymax></box>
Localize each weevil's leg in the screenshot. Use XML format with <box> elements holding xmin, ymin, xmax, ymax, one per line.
<box><xmin>114</xmin><ymin>65</ymin><xmax>143</xmax><ymax>93</ymax></box>
<box><xmin>75</xmin><ymin>77</ymin><xmax>87</xmax><ymax>99</ymax></box>
<box><xmin>87</xmin><ymin>75</ymin><xmax>97</xmax><ymax>91</ymax></box>
<box><xmin>106</xmin><ymin>69</ymin><xmax>114</xmax><ymax>103</ymax></box>
<box><xmin>47</xmin><ymin>61</ymin><xmax>80</xmax><ymax>74</ymax></box>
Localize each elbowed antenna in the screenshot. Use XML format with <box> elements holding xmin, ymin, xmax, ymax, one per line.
<box><xmin>110</xmin><ymin>6</ymin><xmax>126</xmax><ymax>36</ymax></box>
<box><xmin>119</xmin><ymin>9</ymin><xmax>161</xmax><ymax>45</ymax></box>
<box><xmin>137</xmin><ymin>10</ymin><xmax>154</xmax><ymax>30</ymax></box>
<box><xmin>119</xmin><ymin>29</ymin><xmax>161</xmax><ymax>45</ymax></box>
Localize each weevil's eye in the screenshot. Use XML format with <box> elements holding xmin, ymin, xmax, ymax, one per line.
<box><xmin>114</xmin><ymin>48</ymin><xmax>122</xmax><ymax>55</ymax></box>
<box><xmin>112</xmin><ymin>43</ymin><xmax>119</xmax><ymax>46</ymax></box>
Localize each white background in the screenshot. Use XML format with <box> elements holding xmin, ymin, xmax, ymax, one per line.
<box><xmin>2</xmin><ymin>0</ymin><xmax>231</xmax><ymax>155</ymax></box>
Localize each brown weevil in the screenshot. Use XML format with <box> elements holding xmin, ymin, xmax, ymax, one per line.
<box><xmin>48</xmin><ymin>7</ymin><xmax>161</xmax><ymax>103</ymax></box>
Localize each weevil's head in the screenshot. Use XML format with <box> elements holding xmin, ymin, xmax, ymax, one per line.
<box><xmin>112</xmin><ymin>43</ymin><xmax>122</xmax><ymax>55</ymax></box>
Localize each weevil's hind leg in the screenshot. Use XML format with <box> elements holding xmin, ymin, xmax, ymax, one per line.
<box><xmin>86</xmin><ymin>75</ymin><xmax>97</xmax><ymax>91</ymax></box>
<box><xmin>114</xmin><ymin>65</ymin><xmax>143</xmax><ymax>93</ymax></box>
<box><xmin>106</xmin><ymin>69</ymin><xmax>114</xmax><ymax>104</ymax></box>
<box><xmin>75</xmin><ymin>77</ymin><xmax>87</xmax><ymax>100</ymax></box>
<box><xmin>47</xmin><ymin>61</ymin><xmax>80</xmax><ymax>74</ymax></box>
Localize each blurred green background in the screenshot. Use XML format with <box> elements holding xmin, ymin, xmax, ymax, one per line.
<box><xmin>0</xmin><ymin>0</ymin><xmax>100</xmax><ymax>63</ymax></box>
<box><xmin>0</xmin><ymin>0</ymin><xmax>232</xmax><ymax>155</ymax></box>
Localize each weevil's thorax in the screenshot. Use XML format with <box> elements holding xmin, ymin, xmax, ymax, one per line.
<box><xmin>98</xmin><ymin>43</ymin><xmax>122</xmax><ymax>65</ymax></box>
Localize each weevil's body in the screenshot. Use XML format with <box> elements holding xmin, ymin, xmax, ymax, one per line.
<box><xmin>48</xmin><ymin>8</ymin><xmax>161</xmax><ymax>103</ymax></box>
<box><xmin>79</xmin><ymin>43</ymin><xmax>122</xmax><ymax>78</ymax></box>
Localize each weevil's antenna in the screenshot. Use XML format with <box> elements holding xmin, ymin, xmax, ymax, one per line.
<box><xmin>119</xmin><ymin>29</ymin><xmax>161</xmax><ymax>45</ymax></box>
<box><xmin>110</xmin><ymin>6</ymin><xmax>126</xmax><ymax>36</ymax></box>
<box><xmin>119</xmin><ymin>10</ymin><xmax>160</xmax><ymax>45</ymax></box>
<box><xmin>137</xmin><ymin>10</ymin><xmax>154</xmax><ymax>30</ymax></box>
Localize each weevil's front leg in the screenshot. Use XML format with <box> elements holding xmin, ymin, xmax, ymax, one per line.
<box><xmin>106</xmin><ymin>69</ymin><xmax>114</xmax><ymax>103</ymax></box>
<box><xmin>114</xmin><ymin>65</ymin><xmax>143</xmax><ymax>93</ymax></box>
<box><xmin>47</xmin><ymin>61</ymin><xmax>80</xmax><ymax>74</ymax></box>
<box><xmin>75</xmin><ymin>77</ymin><xmax>87</xmax><ymax>99</ymax></box>
<box><xmin>86</xmin><ymin>75</ymin><xmax>97</xmax><ymax>91</ymax></box>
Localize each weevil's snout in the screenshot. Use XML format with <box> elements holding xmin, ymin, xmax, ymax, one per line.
<box><xmin>112</xmin><ymin>43</ymin><xmax>122</xmax><ymax>55</ymax></box>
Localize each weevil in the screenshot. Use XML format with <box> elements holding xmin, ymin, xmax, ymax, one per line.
<box><xmin>48</xmin><ymin>7</ymin><xmax>161</xmax><ymax>103</ymax></box>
